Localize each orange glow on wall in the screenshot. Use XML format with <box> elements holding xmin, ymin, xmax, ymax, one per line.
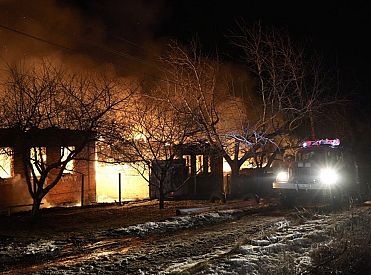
<box><xmin>96</xmin><ymin>162</ymin><xmax>149</xmax><ymax>202</ymax></box>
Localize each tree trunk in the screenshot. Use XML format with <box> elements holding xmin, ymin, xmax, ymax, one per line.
<box><xmin>265</xmin><ymin>149</ymin><xmax>279</xmax><ymax>170</ymax></box>
<box><xmin>31</xmin><ymin>196</ymin><xmax>42</xmax><ymax>216</ymax></box>
<box><xmin>159</xmin><ymin>179</ymin><xmax>165</xmax><ymax>209</ymax></box>
<box><xmin>159</xmin><ymin>168</ymin><xmax>166</xmax><ymax>210</ymax></box>
<box><xmin>229</xmin><ymin>160</ymin><xmax>241</xmax><ymax>198</ymax></box>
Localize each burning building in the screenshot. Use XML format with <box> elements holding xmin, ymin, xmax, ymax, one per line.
<box><xmin>95</xmin><ymin>161</ymin><xmax>149</xmax><ymax>203</ymax></box>
<box><xmin>0</xmin><ymin>127</ymin><xmax>150</xmax><ymax>214</ymax></box>
<box><xmin>0</xmin><ymin>127</ymin><xmax>96</xmax><ymax>213</ymax></box>
<box><xmin>170</xmin><ymin>142</ymin><xmax>224</xmax><ymax>199</ymax></box>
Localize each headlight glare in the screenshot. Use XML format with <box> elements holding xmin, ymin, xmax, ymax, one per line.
<box><xmin>276</xmin><ymin>171</ymin><xmax>289</xmax><ymax>182</ymax></box>
<box><xmin>319</xmin><ymin>168</ymin><xmax>338</xmax><ymax>185</ymax></box>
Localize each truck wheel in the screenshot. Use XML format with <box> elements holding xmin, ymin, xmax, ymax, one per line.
<box><xmin>280</xmin><ymin>192</ymin><xmax>295</xmax><ymax>207</ymax></box>
<box><xmin>348</xmin><ymin>190</ymin><xmax>365</xmax><ymax>206</ymax></box>
<box><xmin>242</xmin><ymin>193</ymin><xmax>261</xmax><ymax>204</ymax></box>
<box><xmin>330</xmin><ymin>190</ymin><xmax>351</xmax><ymax>209</ymax></box>
<box><xmin>330</xmin><ymin>193</ymin><xmax>342</xmax><ymax>209</ymax></box>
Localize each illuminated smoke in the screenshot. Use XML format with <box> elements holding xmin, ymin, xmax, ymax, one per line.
<box><xmin>0</xmin><ymin>0</ymin><xmax>165</xmax><ymax>78</ymax></box>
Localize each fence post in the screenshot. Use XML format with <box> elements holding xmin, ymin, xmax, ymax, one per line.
<box><xmin>119</xmin><ymin>172</ymin><xmax>122</xmax><ymax>205</ymax></box>
<box><xmin>81</xmin><ymin>174</ymin><xmax>85</xmax><ymax>207</ymax></box>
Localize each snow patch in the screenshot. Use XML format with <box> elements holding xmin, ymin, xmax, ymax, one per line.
<box><xmin>200</xmin><ymin>215</ymin><xmax>337</xmax><ymax>274</ymax></box>
<box><xmin>109</xmin><ymin>210</ymin><xmax>237</xmax><ymax>237</ymax></box>
<box><xmin>0</xmin><ymin>239</ymin><xmax>59</xmax><ymax>264</ymax></box>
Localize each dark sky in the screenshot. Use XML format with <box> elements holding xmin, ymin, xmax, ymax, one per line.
<box><xmin>0</xmin><ymin>0</ymin><xmax>369</xmax><ymax>147</ymax></box>
<box><xmin>67</xmin><ymin>0</ymin><xmax>369</xmax><ymax>155</ymax></box>
<box><xmin>160</xmin><ymin>1</ymin><xmax>371</xmax><ymax>101</ymax></box>
<box><xmin>160</xmin><ymin>1</ymin><xmax>371</xmax><ymax>67</ymax></box>
<box><xmin>0</xmin><ymin>0</ymin><xmax>370</xmax><ymax>102</ymax></box>
<box><xmin>63</xmin><ymin>1</ymin><xmax>371</xmax><ymax>61</ymax></box>
<box><xmin>159</xmin><ymin>0</ymin><xmax>371</xmax><ymax>115</ymax></box>
<box><xmin>71</xmin><ymin>0</ymin><xmax>371</xmax><ymax>96</ymax></box>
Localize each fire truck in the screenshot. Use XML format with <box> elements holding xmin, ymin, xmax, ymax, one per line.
<box><xmin>273</xmin><ymin>138</ymin><xmax>361</xmax><ymax>206</ymax></box>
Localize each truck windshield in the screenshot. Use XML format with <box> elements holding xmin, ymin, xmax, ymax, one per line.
<box><xmin>326</xmin><ymin>149</ymin><xmax>343</xmax><ymax>162</ymax></box>
<box><xmin>297</xmin><ymin>148</ymin><xmax>342</xmax><ymax>162</ymax></box>
<box><xmin>297</xmin><ymin>150</ymin><xmax>324</xmax><ymax>161</ymax></box>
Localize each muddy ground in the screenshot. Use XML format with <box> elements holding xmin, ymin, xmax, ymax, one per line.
<box><xmin>0</xmin><ymin>199</ymin><xmax>231</xmax><ymax>240</ymax></box>
<box><xmin>0</xmin><ymin>199</ymin><xmax>370</xmax><ymax>274</ymax></box>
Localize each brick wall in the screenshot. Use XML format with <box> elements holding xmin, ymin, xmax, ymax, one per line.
<box><xmin>45</xmin><ymin>174</ymin><xmax>82</xmax><ymax>206</ymax></box>
<box><xmin>0</xmin><ymin>176</ymin><xmax>32</xmax><ymax>207</ymax></box>
<box><xmin>0</xmin><ymin>140</ymin><xmax>97</xmax><ymax>209</ymax></box>
<box><xmin>45</xmin><ymin>141</ymin><xmax>96</xmax><ymax>206</ymax></box>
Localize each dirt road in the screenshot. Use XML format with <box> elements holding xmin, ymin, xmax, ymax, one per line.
<box><xmin>1</xmin><ymin>202</ymin><xmax>370</xmax><ymax>274</ymax></box>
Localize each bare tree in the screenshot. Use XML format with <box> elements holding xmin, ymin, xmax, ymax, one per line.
<box><xmin>226</xmin><ymin>22</ymin><xmax>339</xmax><ymax>176</ymax></box>
<box><xmin>159</xmin><ymin>42</ymin><xmax>269</xmax><ymax>195</ymax></box>
<box><xmin>231</xmin><ymin>22</ymin><xmax>337</xmax><ymax>137</ymax></box>
<box><xmin>0</xmin><ymin>61</ymin><xmax>131</xmax><ymax>215</ymax></box>
<box><xmin>105</xmin><ymin>89</ymin><xmax>196</xmax><ymax>209</ymax></box>
<box><xmin>160</xmin><ymin>31</ymin><xmax>336</xmax><ymax>196</ymax></box>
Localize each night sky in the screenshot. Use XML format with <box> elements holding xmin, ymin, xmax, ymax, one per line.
<box><xmin>70</xmin><ymin>0</ymin><xmax>371</xmax><ymax>100</ymax></box>
<box><xmin>74</xmin><ymin>0</ymin><xmax>371</xmax><ymax>153</ymax></box>
<box><xmin>160</xmin><ymin>1</ymin><xmax>371</xmax><ymax>77</ymax></box>
<box><xmin>0</xmin><ymin>0</ymin><xmax>370</xmax><ymax>182</ymax></box>
<box><xmin>0</xmin><ymin>0</ymin><xmax>370</xmax><ymax>113</ymax></box>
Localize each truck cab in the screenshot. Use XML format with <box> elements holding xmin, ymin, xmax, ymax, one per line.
<box><xmin>273</xmin><ymin>139</ymin><xmax>360</xmax><ymax>205</ymax></box>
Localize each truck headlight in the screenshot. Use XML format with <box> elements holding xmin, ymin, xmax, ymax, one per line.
<box><xmin>319</xmin><ymin>168</ymin><xmax>338</xmax><ymax>185</ymax></box>
<box><xmin>276</xmin><ymin>171</ymin><xmax>289</xmax><ymax>182</ymax></box>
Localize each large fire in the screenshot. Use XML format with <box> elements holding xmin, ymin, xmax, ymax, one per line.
<box><xmin>95</xmin><ymin>162</ymin><xmax>149</xmax><ymax>203</ymax></box>
<box><xmin>0</xmin><ymin>148</ymin><xmax>12</xmax><ymax>178</ymax></box>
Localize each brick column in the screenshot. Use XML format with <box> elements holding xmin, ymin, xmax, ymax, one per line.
<box><xmin>75</xmin><ymin>141</ymin><xmax>96</xmax><ymax>204</ymax></box>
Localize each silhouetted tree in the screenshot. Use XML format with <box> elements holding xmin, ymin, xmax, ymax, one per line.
<box><xmin>105</xmin><ymin>90</ymin><xmax>196</xmax><ymax>209</ymax></box>
<box><xmin>228</xmin><ymin>22</ymin><xmax>340</xmax><ymax>176</ymax></box>
<box><xmin>0</xmin><ymin>61</ymin><xmax>131</xmax><ymax>215</ymax></box>
<box><xmin>159</xmin><ymin>42</ymin><xmax>263</xmax><ymax>195</ymax></box>
<box><xmin>161</xmin><ymin>33</ymin><xmax>336</xmax><ymax>196</ymax></box>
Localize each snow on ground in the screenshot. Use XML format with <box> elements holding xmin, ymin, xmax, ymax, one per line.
<box><xmin>107</xmin><ymin>209</ymin><xmax>239</xmax><ymax>237</ymax></box>
<box><xmin>2</xmin><ymin>206</ymin><xmax>370</xmax><ymax>274</ymax></box>
<box><xmin>0</xmin><ymin>208</ymin><xmax>244</xmax><ymax>273</ymax></box>
<box><xmin>0</xmin><ymin>239</ymin><xmax>59</xmax><ymax>257</ymax></box>
<box><xmin>186</xmin><ymin>212</ymin><xmax>359</xmax><ymax>274</ymax></box>
<box><xmin>0</xmin><ymin>239</ymin><xmax>60</xmax><ymax>268</ymax></box>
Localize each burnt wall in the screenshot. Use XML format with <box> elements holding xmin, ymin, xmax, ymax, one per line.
<box><xmin>0</xmin><ymin>129</ymin><xmax>97</xmax><ymax>210</ymax></box>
